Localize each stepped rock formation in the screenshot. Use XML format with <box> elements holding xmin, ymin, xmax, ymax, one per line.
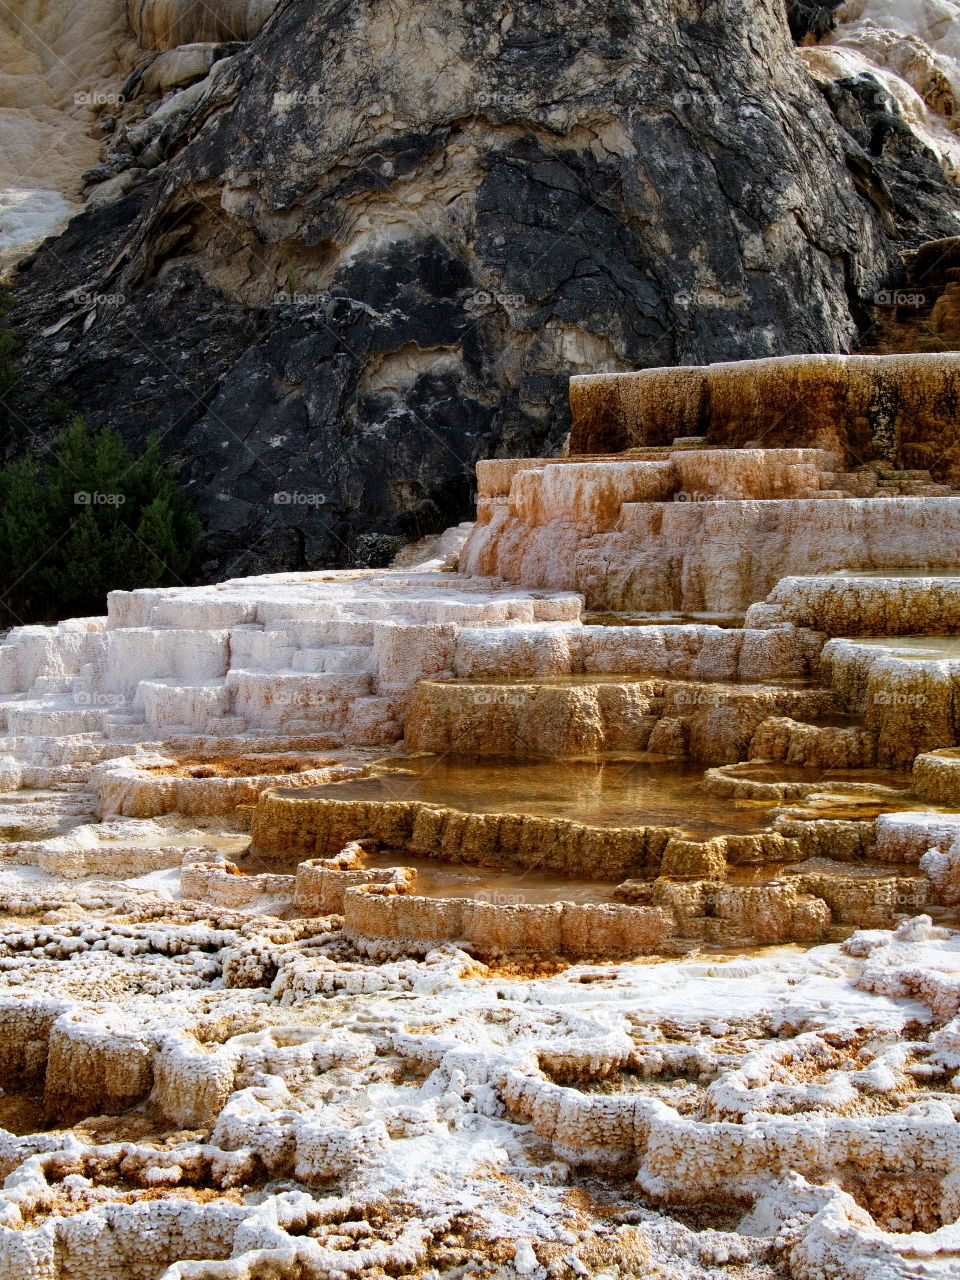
<box><xmin>3</xmin><ymin>352</ymin><xmax>960</xmax><ymax>1271</ymax></box>
<box><xmin>6</xmin><ymin>0</ymin><xmax>960</xmax><ymax>1268</ymax></box>
<box><xmin>568</xmin><ymin>351</ymin><xmax>960</xmax><ymax>468</ymax></box>
<box><xmin>4</xmin><ymin>0</ymin><xmax>960</xmax><ymax>574</ymax></box>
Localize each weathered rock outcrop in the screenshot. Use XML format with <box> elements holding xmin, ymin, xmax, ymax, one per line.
<box><xmin>127</xmin><ymin>0</ymin><xmax>280</xmax><ymax>50</ymax></box>
<box><xmin>811</xmin><ymin>0</ymin><xmax>960</xmax><ymax>180</ymax></box>
<box><xmin>8</xmin><ymin>0</ymin><xmax>960</xmax><ymax>576</ymax></box>
<box><xmin>0</xmin><ymin>1</ymin><xmax>283</xmax><ymax>267</ymax></box>
<box><xmin>0</xmin><ymin>0</ymin><xmax>131</xmax><ymax>263</ymax></box>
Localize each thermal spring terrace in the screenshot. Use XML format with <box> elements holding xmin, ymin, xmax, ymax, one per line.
<box><xmin>1</xmin><ymin>355</ymin><xmax>960</xmax><ymax>1278</ymax></box>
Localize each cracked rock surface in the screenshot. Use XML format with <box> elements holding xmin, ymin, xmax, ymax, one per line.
<box><xmin>0</xmin><ymin>867</ymin><xmax>959</xmax><ymax>1279</ymax></box>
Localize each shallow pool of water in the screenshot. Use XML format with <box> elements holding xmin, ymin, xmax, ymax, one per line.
<box><xmin>100</xmin><ymin>830</ymin><xmax>250</xmax><ymax>854</ymax></box>
<box><xmin>727</xmin><ymin>762</ymin><xmax>912</xmax><ymax>790</ymax></box>
<box><xmin>828</xmin><ymin>568</ymin><xmax>960</xmax><ymax>580</ymax></box>
<box><xmin>844</xmin><ymin>636</ymin><xmax>960</xmax><ymax>660</ymax></box>
<box><xmin>362</xmin><ymin>851</ymin><xmax>629</xmax><ymax>903</ymax></box>
<box><xmin>356</xmin><ymin>853</ymin><xmax>815</xmax><ymax>904</ymax></box>
<box><xmin>289</xmin><ymin>755</ymin><xmax>776</xmax><ymax>837</ymax></box>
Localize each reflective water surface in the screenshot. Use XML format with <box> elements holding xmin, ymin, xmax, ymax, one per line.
<box><xmin>726</xmin><ymin>762</ymin><xmax>912</xmax><ymax>789</ymax></box>
<box><xmin>360</xmin><ymin>851</ymin><xmax>629</xmax><ymax>904</ymax></box>
<box><xmin>828</xmin><ymin>568</ymin><xmax>960</xmax><ymax>579</ymax></box>
<box><xmin>844</xmin><ymin>635</ymin><xmax>960</xmax><ymax>660</ymax></box>
<box><xmin>291</xmin><ymin>754</ymin><xmax>774</xmax><ymax>835</ymax></box>
<box><xmin>258</xmin><ymin>753</ymin><xmax>948</xmax><ymax>905</ymax></box>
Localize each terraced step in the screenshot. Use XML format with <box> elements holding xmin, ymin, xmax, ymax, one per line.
<box><xmin>567</xmin><ymin>353</ymin><xmax>960</xmax><ymax>471</ymax></box>
<box><xmin>104</xmin><ymin>721</ymin><xmax>151</xmax><ymax>742</ymax></box>
<box><xmin>913</xmin><ymin>749</ymin><xmax>960</xmax><ymax>805</ymax></box>
<box><xmin>225</xmin><ymin>670</ymin><xmax>381</xmax><ymax>736</ymax></box>
<box><xmin>876</xmin><ymin>469</ymin><xmax>936</xmax><ymax>485</ymax></box>
<box><xmin>405</xmin><ymin>676</ymin><xmax>838</xmax><ymax>764</ymax></box>
<box><xmin>273</xmin><ymin>618</ymin><xmax>377</xmax><ymax>646</ymax></box>
<box><xmin>205</xmin><ymin>716</ymin><xmax>248</xmax><ymax>734</ymax></box>
<box><xmin>465</xmin><ymin>470</ymin><xmax>960</xmax><ymax>613</ymax></box>
<box><xmin>137</xmin><ymin>680</ymin><xmax>231</xmax><ymax>734</ymax></box>
<box><xmin>763</xmin><ymin>573</ymin><xmax>960</xmax><ymax>635</ymax></box>
<box><xmin>31</xmin><ymin>676</ymin><xmax>80</xmax><ymax>695</ymax></box>
<box><xmin>4</xmin><ymin>704</ymin><xmax>105</xmax><ymax>736</ymax></box>
<box><xmin>289</xmin><ymin>645</ymin><xmax>372</xmax><ymax>673</ymax></box>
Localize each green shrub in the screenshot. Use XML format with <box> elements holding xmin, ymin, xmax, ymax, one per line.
<box><xmin>0</xmin><ymin>293</ymin><xmax>22</xmax><ymax>441</ymax></box>
<box><xmin>0</xmin><ymin>419</ymin><xmax>200</xmax><ymax>624</ymax></box>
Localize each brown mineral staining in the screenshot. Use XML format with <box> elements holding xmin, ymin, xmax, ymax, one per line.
<box><xmin>129</xmin><ymin>0</ymin><xmax>279</xmax><ymax>50</ymax></box>
<box><xmin>569</xmin><ymin>354</ymin><xmax>960</xmax><ymax>480</ymax></box>
<box><xmin>914</xmin><ymin>748</ymin><xmax>960</xmax><ymax>805</ymax></box>
<box><xmin>154</xmin><ymin>754</ymin><xmax>330</xmax><ymax>779</ymax></box>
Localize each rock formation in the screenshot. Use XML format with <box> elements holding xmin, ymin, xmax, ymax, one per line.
<box><xmin>4</xmin><ymin>0</ymin><xmax>960</xmax><ymax>1265</ymax></box>
<box><xmin>1</xmin><ymin>349</ymin><xmax>960</xmax><ymax>1270</ymax></box>
<box><xmin>568</xmin><ymin>351</ymin><xmax>960</xmax><ymax>469</ymax></box>
<box><xmin>0</xmin><ymin>1</ymin><xmax>284</xmax><ymax>268</ymax></box>
<box><xmin>0</xmin><ymin>887</ymin><xmax>956</xmax><ymax>1277</ymax></box>
<box><xmin>460</xmin><ymin>443</ymin><xmax>960</xmax><ymax>613</ymax></box>
<box><xmin>3</xmin><ymin>0</ymin><xmax>960</xmax><ymax>574</ymax></box>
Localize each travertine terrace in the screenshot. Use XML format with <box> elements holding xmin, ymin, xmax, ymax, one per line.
<box><xmin>4</xmin><ymin>355</ymin><xmax>960</xmax><ymax>1276</ymax></box>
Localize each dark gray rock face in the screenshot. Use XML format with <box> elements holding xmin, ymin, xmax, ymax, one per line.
<box><xmin>10</xmin><ymin>0</ymin><xmax>960</xmax><ymax>579</ymax></box>
<box><xmin>813</xmin><ymin>72</ymin><xmax>960</xmax><ymax>261</ymax></box>
<box><xmin>785</xmin><ymin>1</ymin><xmax>842</xmax><ymax>43</ymax></box>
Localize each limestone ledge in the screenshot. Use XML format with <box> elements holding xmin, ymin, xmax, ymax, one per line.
<box><xmin>180</xmin><ymin>853</ymin><xmax>295</xmax><ymax>913</ymax></box>
<box><xmin>568</xmin><ymin>354</ymin><xmax>960</xmax><ymax>479</ymax></box>
<box><xmin>251</xmin><ymin>791</ymin><xmax>672</xmax><ymax>878</ymax></box>
<box><xmin>342</xmin><ymin>884</ymin><xmax>676</xmax><ymax>961</ymax></box>
<box><xmin>450</xmin><ymin>619</ymin><xmax>820</xmax><ymax>683</ymax></box>
<box><xmin>92</xmin><ymin>752</ymin><xmax>371</xmax><ymax>818</ymax></box>
<box><xmin>704</xmin><ymin>761</ymin><xmax>906</xmax><ymax>804</ymax></box>
<box><xmin>295</xmin><ymin>843</ymin><xmax>413</xmax><ymax>915</ymax></box>
<box><xmin>915</xmin><ymin>749</ymin><xmax>960</xmax><ymax>807</ymax></box>
<box><xmin>461</xmin><ymin>446</ymin><xmax>960</xmax><ymax>614</ymax></box>
<box><xmin>0</xmin><ymin>572</ymin><xmax>581</xmax><ymax>748</ymax></box>
<box><xmin>748</xmin><ymin>715</ymin><xmax>877</xmax><ymax>770</ymax></box>
<box><xmin>766</xmin><ymin>573</ymin><xmax>960</xmax><ymax>636</ymax></box>
<box><xmin>463</xmin><ymin>493</ymin><xmax>960</xmax><ymax>615</ymax></box>
<box><xmin>405</xmin><ymin>676</ymin><xmax>836</xmax><ymax>764</ymax></box>
<box><xmin>12</xmin><ymin>820</ymin><xmax>205</xmax><ymax>880</ymax></box>
<box><xmin>235</xmin><ymin>807</ymin><xmax>940</xmax><ymax>950</ymax></box>
<box><xmin>821</xmin><ymin>639</ymin><xmax>960</xmax><ymax>768</ymax></box>
<box><xmin>876</xmin><ymin>812</ymin><xmax>960</xmax><ymax>863</ymax></box>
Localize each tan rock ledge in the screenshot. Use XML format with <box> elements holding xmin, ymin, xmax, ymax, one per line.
<box><xmin>406</xmin><ymin>675</ymin><xmax>837</xmax><ymax>764</ymax></box>
<box><xmin>704</xmin><ymin>760</ymin><xmax>915</xmax><ymax>805</ymax></box>
<box><xmin>93</xmin><ymin>751</ymin><xmax>376</xmax><ymax>818</ymax></box>
<box><xmin>569</xmin><ymin>353</ymin><xmax>960</xmax><ymax>478</ymax></box>
<box><xmin>767</xmin><ymin>572</ymin><xmax>960</xmax><ymax>636</ymax></box>
<box><xmin>915</xmin><ymin>749</ymin><xmax>960</xmax><ymax>806</ymax></box>
<box><xmin>251</xmin><ymin>790</ymin><xmax>674</xmax><ymax>879</ymax></box>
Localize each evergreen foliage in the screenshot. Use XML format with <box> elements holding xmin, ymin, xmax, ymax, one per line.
<box><xmin>0</xmin><ymin>419</ymin><xmax>200</xmax><ymax>624</ymax></box>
